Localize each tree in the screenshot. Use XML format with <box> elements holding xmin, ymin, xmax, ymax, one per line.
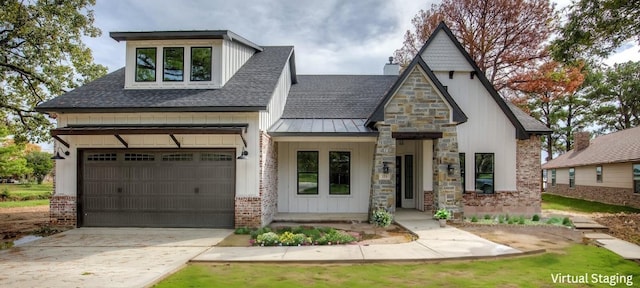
<box><xmin>0</xmin><ymin>0</ymin><xmax>107</xmax><ymax>143</ymax></box>
<box><xmin>551</xmin><ymin>0</ymin><xmax>640</xmax><ymax>63</ymax></box>
<box><xmin>510</xmin><ymin>61</ymin><xmax>585</xmax><ymax>159</ymax></box>
<box><xmin>0</xmin><ymin>127</ymin><xmax>31</xmax><ymax>179</ymax></box>
<box><xmin>394</xmin><ymin>0</ymin><xmax>556</xmax><ymax>91</ymax></box>
<box><xmin>585</xmin><ymin>61</ymin><xmax>640</xmax><ymax>133</ymax></box>
<box><xmin>25</xmin><ymin>151</ymin><xmax>52</xmax><ymax>184</ymax></box>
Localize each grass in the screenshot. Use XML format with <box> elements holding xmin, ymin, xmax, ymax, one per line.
<box><xmin>0</xmin><ymin>183</ymin><xmax>53</xmax><ymax>201</ymax></box>
<box><xmin>542</xmin><ymin>193</ymin><xmax>640</xmax><ymax>214</ymax></box>
<box><xmin>0</xmin><ymin>199</ymin><xmax>49</xmax><ymax>208</ymax></box>
<box><xmin>155</xmin><ymin>245</ymin><xmax>639</xmax><ymax>287</ymax></box>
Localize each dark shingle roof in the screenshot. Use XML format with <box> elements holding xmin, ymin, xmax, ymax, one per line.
<box><xmin>542</xmin><ymin>126</ymin><xmax>640</xmax><ymax>169</ymax></box>
<box><xmin>505</xmin><ymin>102</ymin><xmax>552</xmax><ymax>133</ymax></box>
<box><xmin>281</xmin><ymin>75</ymin><xmax>398</xmax><ymax>119</ymax></box>
<box><xmin>36</xmin><ymin>46</ymin><xmax>294</xmax><ymax>113</ymax></box>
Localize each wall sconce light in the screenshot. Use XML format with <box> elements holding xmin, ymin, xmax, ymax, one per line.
<box><xmin>237</xmin><ymin>148</ymin><xmax>249</xmax><ymax>160</ymax></box>
<box><xmin>382</xmin><ymin>162</ymin><xmax>390</xmax><ymax>174</ymax></box>
<box><xmin>51</xmin><ymin>148</ymin><xmax>70</xmax><ymax>160</ymax></box>
<box><xmin>447</xmin><ymin>164</ymin><xmax>454</xmax><ymax>175</ymax></box>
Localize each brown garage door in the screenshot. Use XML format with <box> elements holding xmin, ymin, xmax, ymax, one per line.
<box><xmin>80</xmin><ymin>149</ymin><xmax>235</xmax><ymax>228</ymax></box>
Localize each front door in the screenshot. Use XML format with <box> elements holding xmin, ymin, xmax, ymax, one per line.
<box><xmin>395</xmin><ymin>155</ymin><xmax>415</xmax><ymax>208</ymax></box>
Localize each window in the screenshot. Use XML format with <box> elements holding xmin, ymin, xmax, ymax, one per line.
<box><xmin>551</xmin><ymin>169</ymin><xmax>556</xmax><ymax>187</ymax></box>
<box><xmin>136</xmin><ymin>48</ymin><xmax>156</xmax><ymax>82</ymax></box>
<box><xmin>124</xmin><ymin>153</ymin><xmax>155</xmax><ymax>161</ymax></box>
<box><xmin>161</xmin><ymin>153</ymin><xmax>192</xmax><ymax>161</ymax></box>
<box><xmin>163</xmin><ymin>47</ymin><xmax>184</xmax><ymax>81</ymax></box>
<box><xmin>329</xmin><ymin>151</ymin><xmax>350</xmax><ymax>195</ymax></box>
<box><xmin>405</xmin><ymin>155</ymin><xmax>414</xmax><ymax>199</ymax></box>
<box><xmin>569</xmin><ymin>168</ymin><xmax>575</xmax><ymax>188</ymax></box>
<box><xmin>191</xmin><ymin>47</ymin><xmax>212</xmax><ymax>81</ymax></box>
<box><xmin>596</xmin><ymin>166</ymin><xmax>603</xmax><ymax>183</ymax></box>
<box><xmin>87</xmin><ymin>153</ymin><xmax>117</xmax><ymax>161</ymax></box>
<box><xmin>634</xmin><ymin>164</ymin><xmax>640</xmax><ymax>194</ymax></box>
<box><xmin>475</xmin><ymin>153</ymin><xmax>494</xmax><ymax>194</ymax></box>
<box><xmin>297</xmin><ymin>151</ymin><xmax>318</xmax><ymax>195</ymax></box>
<box><xmin>459</xmin><ymin>153</ymin><xmax>465</xmax><ymax>192</ymax></box>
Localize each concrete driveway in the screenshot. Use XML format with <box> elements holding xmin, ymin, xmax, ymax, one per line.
<box><xmin>0</xmin><ymin>228</ymin><xmax>232</xmax><ymax>288</ymax></box>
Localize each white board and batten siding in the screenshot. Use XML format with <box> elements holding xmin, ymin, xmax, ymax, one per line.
<box><xmin>221</xmin><ymin>39</ymin><xmax>255</xmax><ymax>85</ymax></box>
<box><xmin>259</xmin><ymin>59</ymin><xmax>292</xmax><ymax>130</ymax></box>
<box><xmin>421</xmin><ymin>30</ymin><xmax>518</xmax><ymax>192</ymax></box>
<box><xmin>53</xmin><ymin>112</ymin><xmax>261</xmax><ymax>199</ymax></box>
<box><xmin>277</xmin><ymin>142</ymin><xmax>374</xmax><ymax>213</ymax></box>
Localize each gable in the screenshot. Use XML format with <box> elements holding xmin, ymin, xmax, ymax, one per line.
<box><xmin>420</xmin><ymin>31</ymin><xmax>473</xmax><ymax>72</ymax></box>
<box><xmin>367</xmin><ymin>56</ymin><xmax>467</xmax><ymax>126</ymax></box>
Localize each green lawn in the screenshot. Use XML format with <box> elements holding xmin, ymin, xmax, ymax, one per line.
<box><xmin>0</xmin><ymin>183</ymin><xmax>52</xmax><ymax>201</ymax></box>
<box><xmin>0</xmin><ymin>199</ymin><xmax>49</xmax><ymax>208</ymax></box>
<box><xmin>542</xmin><ymin>193</ymin><xmax>640</xmax><ymax>214</ymax></box>
<box><xmin>155</xmin><ymin>245</ymin><xmax>639</xmax><ymax>287</ymax></box>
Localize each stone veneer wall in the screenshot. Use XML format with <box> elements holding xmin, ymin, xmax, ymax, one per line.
<box><xmin>259</xmin><ymin>132</ymin><xmax>278</xmax><ymax>226</ymax></box>
<box><xmin>370</xmin><ymin>68</ymin><xmax>462</xmax><ymax>218</ymax></box>
<box><xmin>547</xmin><ymin>184</ymin><xmax>639</xmax><ymax>209</ymax></box>
<box><xmin>463</xmin><ymin>136</ymin><xmax>542</xmax><ymax>216</ymax></box>
<box><xmin>423</xmin><ymin>191</ymin><xmax>435</xmax><ymax>211</ymax></box>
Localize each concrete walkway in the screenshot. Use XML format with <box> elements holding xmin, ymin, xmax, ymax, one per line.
<box><xmin>193</xmin><ymin>210</ymin><xmax>521</xmax><ymax>262</ymax></box>
<box><xmin>0</xmin><ymin>228</ymin><xmax>231</xmax><ymax>288</ymax></box>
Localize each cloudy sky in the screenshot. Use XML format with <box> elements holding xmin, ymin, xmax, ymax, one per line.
<box><xmin>83</xmin><ymin>0</ymin><xmax>638</xmax><ymax>76</ymax></box>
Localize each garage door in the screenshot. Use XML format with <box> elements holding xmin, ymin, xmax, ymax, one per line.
<box><xmin>80</xmin><ymin>149</ymin><xmax>235</xmax><ymax>228</ymax></box>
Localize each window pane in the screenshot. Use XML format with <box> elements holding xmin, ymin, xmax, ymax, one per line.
<box><xmin>163</xmin><ymin>47</ymin><xmax>184</xmax><ymax>81</ymax></box>
<box><xmin>475</xmin><ymin>153</ymin><xmax>494</xmax><ymax>194</ymax></box>
<box><xmin>569</xmin><ymin>168</ymin><xmax>575</xmax><ymax>188</ymax></box>
<box><xmin>136</xmin><ymin>48</ymin><xmax>156</xmax><ymax>81</ymax></box>
<box><xmin>634</xmin><ymin>164</ymin><xmax>640</xmax><ymax>193</ymax></box>
<box><xmin>596</xmin><ymin>166</ymin><xmax>603</xmax><ymax>183</ymax></box>
<box><xmin>297</xmin><ymin>151</ymin><xmax>318</xmax><ymax>195</ymax></box>
<box><xmin>459</xmin><ymin>153</ymin><xmax>465</xmax><ymax>192</ymax></box>
<box><xmin>551</xmin><ymin>169</ymin><xmax>556</xmax><ymax>186</ymax></box>
<box><xmin>191</xmin><ymin>47</ymin><xmax>212</xmax><ymax>81</ymax></box>
<box><xmin>329</xmin><ymin>151</ymin><xmax>350</xmax><ymax>195</ymax></box>
<box><xmin>404</xmin><ymin>155</ymin><xmax>413</xmax><ymax>199</ymax></box>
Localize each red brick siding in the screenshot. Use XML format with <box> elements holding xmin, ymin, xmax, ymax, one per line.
<box><xmin>462</xmin><ymin>135</ymin><xmax>542</xmax><ymax>216</ymax></box>
<box><xmin>50</xmin><ymin>195</ymin><xmax>76</xmax><ymax>227</ymax></box>
<box><xmin>547</xmin><ymin>184</ymin><xmax>640</xmax><ymax>209</ymax></box>
<box><xmin>259</xmin><ymin>132</ymin><xmax>278</xmax><ymax>226</ymax></box>
<box><xmin>234</xmin><ymin>197</ymin><xmax>262</xmax><ymax>228</ymax></box>
<box><xmin>423</xmin><ymin>191</ymin><xmax>434</xmax><ymax>211</ymax></box>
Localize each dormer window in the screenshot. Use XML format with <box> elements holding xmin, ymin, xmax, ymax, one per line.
<box><xmin>163</xmin><ymin>47</ymin><xmax>184</xmax><ymax>81</ymax></box>
<box><xmin>135</xmin><ymin>48</ymin><xmax>157</xmax><ymax>82</ymax></box>
<box><xmin>191</xmin><ymin>47</ymin><xmax>212</xmax><ymax>81</ymax></box>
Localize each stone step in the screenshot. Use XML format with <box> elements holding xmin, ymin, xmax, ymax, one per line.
<box><xmin>572</xmin><ymin>222</ymin><xmax>608</xmax><ymax>230</ymax></box>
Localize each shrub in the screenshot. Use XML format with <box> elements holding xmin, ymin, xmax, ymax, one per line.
<box><xmin>0</xmin><ymin>188</ymin><xmax>9</xmax><ymax>200</ymax></box>
<box><xmin>532</xmin><ymin>214</ymin><xmax>540</xmax><ymax>222</ymax></box>
<box><xmin>316</xmin><ymin>230</ymin><xmax>356</xmax><ymax>245</ymax></box>
<box><xmin>507</xmin><ymin>218</ymin><xmax>515</xmax><ymax>224</ymax></box>
<box><xmin>256</xmin><ymin>232</ymin><xmax>280</xmax><ymax>246</ymax></box>
<box><xmin>546</xmin><ymin>217</ymin><xmax>561</xmax><ymax>225</ymax></box>
<box><xmin>372</xmin><ymin>209</ymin><xmax>393</xmax><ymax>227</ymax></box>
<box><xmin>470</xmin><ymin>215</ymin><xmax>478</xmax><ymax>222</ymax></box>
<box><xmin>484</xmin><ymin>214</ymin><xmax>491</xmax><ymax>220</ymax></box>
<box><xmin>562</xmin><ymin>217</ymin><xmax>573</xmax><ymax>226</ymax></box>
<box><xmin>250</xmin><ymin>227</ymin><xmax>272</xmax><ymax>239</ymax></box>
<box><xmin>234</xmin><ymin>227</ymin><xmax>251</xmax><ymax>235</ymax></box>
<box><xmin>434</xmin><ymin>208</ymin><xmax>450</xmax><ymax>220</ymax></box>
<box><xmin>498</xmin><ymin>215</ymin><xmax>505</xmax><ymax>224</ymax></box>
<box><xmin>518</xmin><ymin>216</ymin><xmax>525</xmax><ymax>225</ymax></box>
<box><xmin>278</xmin><ymin>231</ymin><xmax>297</xmax><ymax>246</ymax></box>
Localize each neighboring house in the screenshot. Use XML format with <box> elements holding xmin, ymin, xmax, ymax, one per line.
<box><xmin>542</xmin><ymin>127</ymin><xmax>640</xmax><ymax>209</ymax></box>
<box><xmin>37</xmin><ymin>23</ymin><xmax>550</xmax><ymax>228</ymax></box>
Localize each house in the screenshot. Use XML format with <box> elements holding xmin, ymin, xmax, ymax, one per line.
<box><xmin>542</xmin><ymin>127</ymin><xmax>640</xmax><ymax>209</ymax></box>
<box><xmin>36</xmin><ymin>23</ymin><xmax>550</xmax><ymax>228</ymax></box>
